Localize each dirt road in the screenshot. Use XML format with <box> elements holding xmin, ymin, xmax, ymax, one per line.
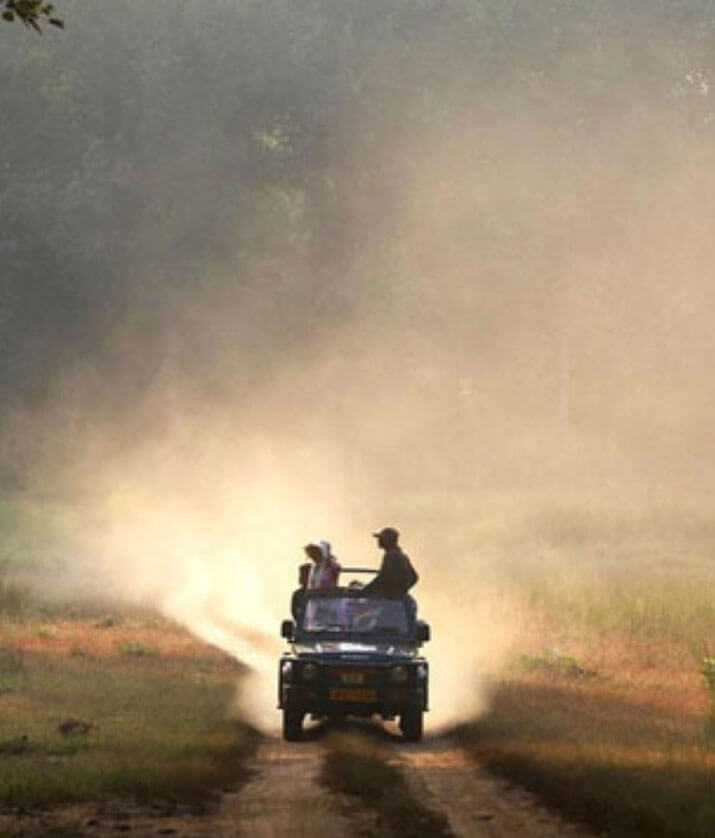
<box><xmin>215</xmin><ymin>731</ymin><xmax>592</xmax><ymax>837</ymax></box>
<box><xmin>0</xmin><ymin>731</ymin><xmax>593</xmax><ymax>836</ymax></box>
<box><xmin>228</xmin><ymin>728</ymin><xmax>593</xmax><ymax>838</ymax></box>
<box><xmin>227</xmin><ymin>739</ymin><xmax>358</xmax><ymax>837</ymax></box>
<box><xmin>400</xmin><ymin>737</ymin><xmax>591</xmax><ymax>837</ymax></box>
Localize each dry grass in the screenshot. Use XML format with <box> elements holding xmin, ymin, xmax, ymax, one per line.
<box><xmin>457</xmin><ymin>627</ymin><xmax>715</xmax><ymax>836</ymax></box>
<box><xmin>443</xmin><ymin>497</ymin><xmax>715</xmax><ymax>837</ymax></box>
<box><xmin>0</xmin><ymin>615</ymin><xmax>258</xmax><ymax>808</ymax></box>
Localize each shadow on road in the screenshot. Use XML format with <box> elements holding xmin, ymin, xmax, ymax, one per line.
<box><xmin>297</xmin><ymin>714</ymin><xmax>432</xmax><ymax>745</ymax></box>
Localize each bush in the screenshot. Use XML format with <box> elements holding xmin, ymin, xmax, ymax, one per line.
<box><xmin>118</xmin><ymin>643</ymin><xmax>158</xmax><ymax>657</ymax></box>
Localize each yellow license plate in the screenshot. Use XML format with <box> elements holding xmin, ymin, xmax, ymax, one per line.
<box><xmin>329</xmin><ymin>689</ymin><xmax>377</xmax><ymax>702</ymax></box>
<box><xmin>340</xmin><ymin>671</ymin><xmax>366</xmax><ymax>685</ymax></box>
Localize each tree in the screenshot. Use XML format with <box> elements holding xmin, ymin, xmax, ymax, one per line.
<box><xmin>2</xmin><ymin>0</ymin><xmax>63</xmax><ymax>31</ymax></box>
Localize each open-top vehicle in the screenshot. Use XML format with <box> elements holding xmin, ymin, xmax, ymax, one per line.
<box><xmin>278</xmin><ymin>584</ymin><xmax>430</xmax><ymax>741</ymax></box>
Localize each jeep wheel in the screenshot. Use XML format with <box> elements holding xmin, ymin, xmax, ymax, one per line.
<box><xmin>282</xmin><ymin>707</ymin><xmax>304</xmax><ymax>741</ymax></box>
<box><xmin>400</xmin><ymin>707</ymin><xmax>423</xmax><ymax>742</ymax></box>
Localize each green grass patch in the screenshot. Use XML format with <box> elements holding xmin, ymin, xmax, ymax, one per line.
<box><xmin>699</xmin><ymin>658</ymin><xmax>715</xmax><ymax>746</ymax></box>
<box><xmin>0</xmin><ymin>646</ymin><xmax>25</xmax><ymax>696</ymax></box>
<box><xmin>518</xmin><ymin>648</ymin><xmax>597</xmax><ymax>680</ymax></box>
<box><xmin>322</xmin><ymin>734</ymin><xmax>452</xmax><ymax>838</ymax></box>
<box><xmin>521</xmin><ymin>573</ymin><xmax>715</xmax><ymax>648</ymax></box>
<box><xmin>0</xmin><ymin>627</ymin><xmax>258</xmax><ymax>808</ymax></box>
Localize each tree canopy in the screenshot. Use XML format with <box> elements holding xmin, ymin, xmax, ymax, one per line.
<box><xmin>2</xmin><ymin>0</ymin><xmax>62</xmax><ymax>30</ymax></box>
<box><xmin>1</xmin><ymin>1</ymin><xmax>714</xmax><ymax>490</ymax></box>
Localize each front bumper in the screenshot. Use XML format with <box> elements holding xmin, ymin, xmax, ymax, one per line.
<box><xmin>280</xmin><ymin>684</ymin><xmax>426</xmax><ymax>714</ymax></box>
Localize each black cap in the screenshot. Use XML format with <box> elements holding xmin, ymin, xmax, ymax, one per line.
<box><xmin>373</xmin><ymin>526</ymin><xmax>399</xmax><ymax>541</ymax></box>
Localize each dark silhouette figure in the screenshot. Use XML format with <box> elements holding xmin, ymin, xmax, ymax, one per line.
<box><xmin>291</xmin><ymin>562</ymin><xmax>312</xmax><ymax>620</ymax></box>
<box><xmin>363</xmin><ymin>527</ymin><xmax>418</xmax><ymax>598</ymax></box>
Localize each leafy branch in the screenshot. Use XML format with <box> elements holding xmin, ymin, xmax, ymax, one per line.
<box><xmin>2</xmin><ymin>0</ymin><xmax>63</xmax><ymax>31</ymax></box>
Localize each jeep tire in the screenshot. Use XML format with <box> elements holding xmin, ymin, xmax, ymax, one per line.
<box><xmin>400</xmin><ymin>707</ymin><xmax>423</xmax><ymax>742</ymax></box>
<box><xmin>282</xmin><ymin>707</ymin><xmax>304</xmax><ymax>741</ymax></box>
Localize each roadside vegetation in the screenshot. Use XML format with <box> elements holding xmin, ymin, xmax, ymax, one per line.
<box><xmin>0</xmin><ymin>524</ymin><xmax>258</xmax><ymax>810</ymax></box>
<box><xmin>456</xmin><ymin>501</ymin><xmax>715</xmax><ymax>838</ymax></box>
<box><xmin>0</xmin><ymin>615</ymin><xmax>257</xmax><ymax>808</ymax></box>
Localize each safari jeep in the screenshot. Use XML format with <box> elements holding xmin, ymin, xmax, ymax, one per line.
<box><xmin>278</xmin><ymin>587</ymin><xmax>430</xmax><ymax>742</ymax></box>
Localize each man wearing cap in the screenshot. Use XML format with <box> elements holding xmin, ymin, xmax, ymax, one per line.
<box><xmin>363</xmin><ymin>527</ymin><xmax>418</xmax><ymax>598</ymax></box>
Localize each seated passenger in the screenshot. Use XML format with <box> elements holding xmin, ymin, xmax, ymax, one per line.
<box><xmin>363</xmin><ymin>527</ymin><xmax>418</xmax><ymax>598</ymax></box>
<box><xmin>290</xmin><ymin>562</ymin><xmax>311</xmax><ymax>620</ymax></box>
<box><xmin>305</xmin><ymin>539</ymin><xmax>341</xmax><ymax>589</ymax></box>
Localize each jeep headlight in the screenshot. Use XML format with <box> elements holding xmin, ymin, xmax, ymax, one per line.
<box><xmin>390</xmin><ymin>665</ymin><xmax>408</xmax><ymax>684</ymax></box>
<box><xmin>281</xmin><ymin>661</ymin><xmax>293</xmax><ymax>678</ymax></box>
<box><xmin>416</xmin><ymin>664</ymin><xmax>427</xmax><ymax>680</ymax></box>
<box><xmin>302</xmin><ymin>663</ymin><xmax>318</xmax><ymax>682</ymax></box>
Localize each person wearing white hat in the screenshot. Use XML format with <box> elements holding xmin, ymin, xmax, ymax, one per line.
<box><xmin>304</xmin><ymin>539</ymin><xmax>341</xmax><ymax>589</ymax></box>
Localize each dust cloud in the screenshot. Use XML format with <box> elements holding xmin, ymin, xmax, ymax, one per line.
<box><xmin>42</xmin><ymin>384</ymin><xmax>520</xmax><ymax>730</ymax></box>
<box><xmin>7</xmin><ymin>4</ymin><xmax>715</xmax><ymax>730</ymax></box>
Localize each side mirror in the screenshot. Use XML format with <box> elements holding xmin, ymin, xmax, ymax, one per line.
<box><xmin>416</xmin><ymin>621</ymin><xmax>430</xmax><ymax>643</ymax></box>
<box><xmin>280</xmin><ymin>619</ymin><xmax>295</xmax><ymax>640</ymax></box>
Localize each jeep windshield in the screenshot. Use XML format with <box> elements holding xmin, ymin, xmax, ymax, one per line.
<box><xmin>300</xmin><ymin>596</ymin><xmax>410</xmax><ymax>637</ymax></box>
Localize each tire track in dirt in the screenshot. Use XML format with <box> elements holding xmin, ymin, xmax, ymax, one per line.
<box><xmin>0</xmin><ymin>732</ymin><xmax>595</xmax><ymax>836</ymax></box>
<box><xmin>0</xmin><ymin>738</ymin><xmax>363</xmax><ymax>837</ymax></box>
<box><xmin>222</xmin><ymin>738</ymin><xmax>366</xmax><ymax>837</ymax></box>
<box><xmin>399</xmin><ymin>737</ymin><xmax>593</xmax><ymax>838</ymax></box>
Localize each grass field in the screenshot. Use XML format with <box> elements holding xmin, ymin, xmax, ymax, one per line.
<box><xmin>458</xmin><ymin>637</ymin><xmax>715</xmax><ymax>837</ymax></box>
<box><xmin>4</xmin><ymin>492</ymin><xmax>715</xmax><ymax>835</ymax></box>
<box><xmin>0</xmin><ymin>612</ymin><xmax>257</xmax><ymax>808</ymax></box>
<box><xmin>0</xmin><ymin>495</ymin><xmax>260</xmax><ymax>811</ymax></box>
<box><xmin>454</xmin><ymin>498</ymin><xmax>715</xmax><ymax>838</ymax></box>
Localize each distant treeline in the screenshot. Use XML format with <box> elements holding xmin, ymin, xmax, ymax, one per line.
<box><xmin>1</xmin><ymin>0</ymin><xmax>714</xmax><ymax>488</ymax></box>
